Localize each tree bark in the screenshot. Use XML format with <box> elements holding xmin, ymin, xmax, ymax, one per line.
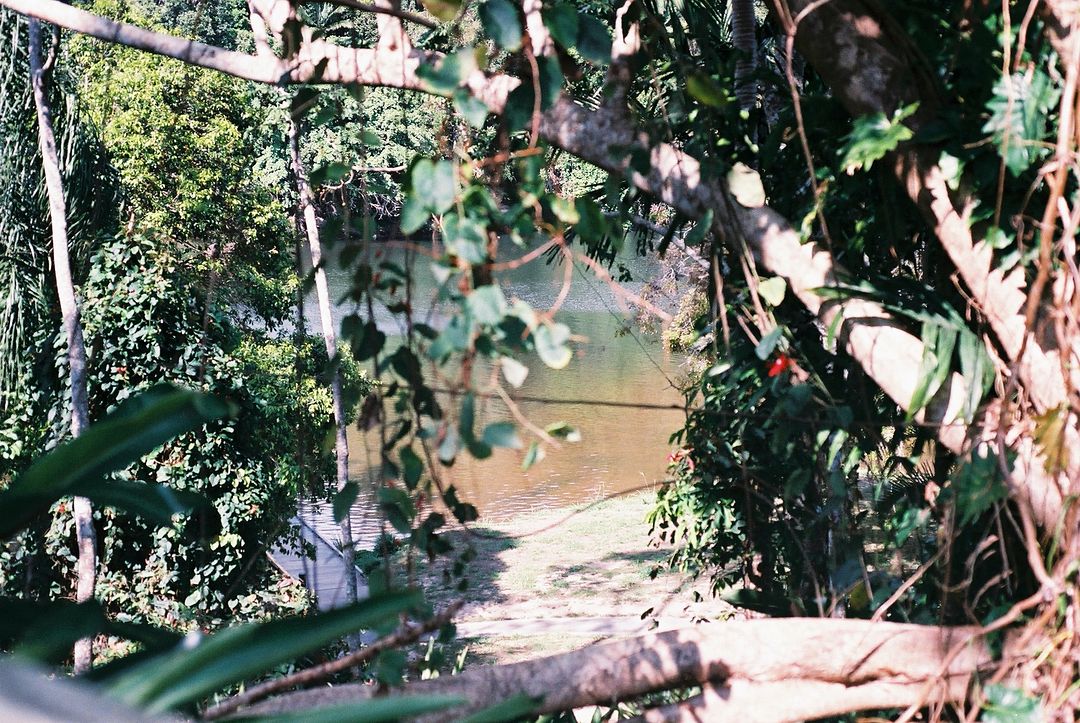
<box><xmin>288</xmin><ymin>117</ymin><xmax>360</xmax><ymax>606</ymax></box>
<box><xmin>28</xmin><ymin>17</ymin><xmax>98</xmax><ymax>675</ymax></box>
<box><xmin>731</xmin><ymin>0</ymin><xmax>758</xmax><ymax>112</ymax></box>
<box><xmin>237</xmin><ymin>619</ymin><xmax>995</xmax><ymax>720</ymax></box>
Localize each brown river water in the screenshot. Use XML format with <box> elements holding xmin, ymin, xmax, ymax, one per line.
<box><xmin>301</xmin><ymin>242</ymin><xmax>688</xmax><ymax>546</ymax></box>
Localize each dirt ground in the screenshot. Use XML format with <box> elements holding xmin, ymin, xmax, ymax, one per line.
<box><xmin>407</xmin><ymin>492</ymin><xmax>733</xmax><ymax>664</ymax></box>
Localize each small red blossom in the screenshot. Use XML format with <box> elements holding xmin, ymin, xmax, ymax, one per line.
<box><xmin>666</xmin><ymin>447</ymin><xmax>695</xmax><ymax>472</ymax></box>
<box><xmin>767</xmin><ymin>353</ymin><xmax>794</xmax><ymax>378</ymax></box>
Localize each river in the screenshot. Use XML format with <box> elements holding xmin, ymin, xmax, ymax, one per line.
<box><xmin>300</xmin><ymin>242</ymin><xmax>689</xmax><ymax>547</ymax></box>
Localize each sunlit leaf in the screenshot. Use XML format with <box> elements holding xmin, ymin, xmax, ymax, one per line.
<box><xmin>534</xmin><ymin>323</ymin><xmax>572</xmax><ymax>369</ymax></box>
<box><xmin>1033</xmin><ymin>405</ymin><xmax>1071</xmax><ymax>475</ymax></box>
<box><xmin>499</xmin><ymin>356</ymin><xmax>529</xmax><ymax>388</ymax></box>
<box><xmin>758</xmin><ymin>277</ymin><xmax>786</xmax><ymax>306</ymax></box>
<box><xmin>839</xmin><ymin>103</ymin><xmax>918</xmax><ymax>175</ymax></box>
<box><xmin>522</xmin><ymin>441</ymin><xmax>545</xmax><ymax>471</ymax></box>
<box><xmin>419</xmin><ymin>0</ymin><xmax>463</xmax><ymax>22</ymax></box>
<box><xmin>726</xmin><ymin>162</ymin><xmax>765</xmax><ymax>207</ymax></box>
<box><xmin>687</xmin><ymin>74</ymin><xmax>730</xmax><ymax>108</ymax></box>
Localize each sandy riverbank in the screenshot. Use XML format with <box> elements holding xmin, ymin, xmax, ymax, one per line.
<box><xmin>410</xmin><ymin>491</ymin><xmax>733</xmax><ymax>664</ymax></box>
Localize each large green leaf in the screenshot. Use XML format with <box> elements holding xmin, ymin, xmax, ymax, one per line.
<box><xmin>983</xmin><ymin>69</ymin><xmax>1059</xmax><ymax>176</ymax></box>
<box><xmin>478</xmin><ymin>0</ymin><xmax>522</xmax><ymax>52</ymax></box>
<box><xmin>542</xmin><ymin>3</ymin><xmax>578</xmax><ymax>49</ymax></box>
<box><xmin>0</xmin><ymin>599</ymin><xmax>179</xmax><ymax>663</ymax></box>
<box><xmin>409</xmin><ymin>158</ymin><xmax>457</xmax><ymax>215</ymax></box>
<box><xmin>106</xmin><ymin>591</ymin><xmax>422</xmax><ymax>712</ymax></box>
<box><xmin>77</xmin><ymin>478</ymin><xmax>217</xmax><ymax>531</ymax></box>
<box><xmin>0</xmin><ymin>385</ymin><xmax>232</xmax><ymax>538</ymax></box>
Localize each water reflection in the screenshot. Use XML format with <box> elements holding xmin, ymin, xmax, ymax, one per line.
<box><xmin>303</xmin><ymin>241</ymin><xmax>687</xmax><ymax>537</ymax></box>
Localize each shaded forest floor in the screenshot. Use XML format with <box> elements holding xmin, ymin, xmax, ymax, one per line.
<box><xmin>408</xmin><ymin>492</ymin><xmax>733</xmax><ymax>664</ymax></box>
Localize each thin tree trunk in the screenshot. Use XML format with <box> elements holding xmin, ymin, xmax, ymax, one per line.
<box><xmin>731</xmin><ymin>0</ymin><xmax>758</xmax><ymax>112</ymax></box>
<box><xmin>28</xmin><ymin>18</ymin><xmax>97</xmax><ymax>674</ymax></box>
<box><xmin>288</xmin><ymin>117</ymin><xmax>360</xmax><ymax>605</ymax></box>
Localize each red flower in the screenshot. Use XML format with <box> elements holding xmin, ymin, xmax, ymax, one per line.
<box><xmin>767</xmin><ymin>353</ymin><xmax>794</xmax><ymax>378</ymax></box>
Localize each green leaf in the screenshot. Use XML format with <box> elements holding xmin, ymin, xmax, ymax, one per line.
<box><xmin>981</xmin><ymin>684</ymin><xmax>1042</xmax><ymax>723</ymax></box>
<box><xmin>348</xmin><ymin>320</ymin><xmax>386</xmax><ymax>362</ymax></box>
<box><xmin>984</xmin><ymin>69</ymin><xmax>1059</xmax><ymax>176</ymax></box>
<box><xmin>453</xmin><ymin>89</ymin><xmax>489</xmax><ymax>128</ymax></box>
<box><xmin>479</xmin><ymin>0</ymin><xmax>522</xmax><ymax>52</ymax></box>
<box><xmin>107</xmin><ymin>591</ymin><xmax>422</xmax><ymax>712</ymax></box>
<box><xmin>542</xmin><ymin>3</ymin><xmax>579</xmax><ymax>49</ymax></box>
<box><xmin>442</xmin><ymin>213</ymin><xmax>489</xmax><ymax>264</ymax></box>
<box><xmin>0</xmin><ymin>386</ymin><xmax>232</xmax><ymax>538</ymax></box>
<box><xmin>482</xmin><ymin>422</ymin><xmax>522</xmax><ymax>449</ymax></box>
<box><xmin>522</xmin><ymin>441</ymin><xmax>545</xmax><ymax>471</ymax></box>
<box><xmin>378</xmin><ymin>486</ymin><xmax>416</xmax><ymax>534</ymax></box>
<box><xmin>467</xmin><ymin>284</ymin><xmax>508</xmax><ymax>325</ymax></box>
<box><xmin>249</xmin><ymin>695</ymin><xmax>468</xmax><ymax>723</ymax></box>
<box><xmin>418</xmin><ymin>48</ymin><xmax>478</xmax><ymax>95</ymax></box>
<box><xmin>499</xmin><ymin>356</ymin><xmax>529</xmax><ymax>388</ymax></box>
<box><xmin>418</xmin><ymin>0</ymin><xmax>463</xmax><ymax>22</ymax></box>
<box><xmin>682</xmin><ymin>210</ymin><xmax>713</xmax><ymax>247</ymax></box>
<box><xmin>907</xmin><ymin>323</ymin><xmax>956</xmax><ymax>419</ymax></box>
<box><xmin>840</xmin><ymin>103</ymin><xmax>918</xmax><ymax>175</ymax></box>
<box><xmin>953</xmin><ymin>450</ymin><xmax>1008</xmax><ymax>527</ymax></box>
<box><xmin>399</xmin><ymin>196</ymin><xmax>430</xmax><ymax>235</ymax></box>
<box><xmin>410</xmin><ymin>158</ymin><xmax>457</xmax><ymax>214</ymax></box>
<box><xmin>754</xmin><ymin>327</ymin><xmax>783</xmax><ymax>360</ymax></box>
<box><xmin>332</xmin><ymin>482</ymin><xmax>359</xmax><ymax>523</ymax></box>
<box><xmin>1</xmin><ymin>598</ymin><xmax>179</xmax><ymax>663</ymax></box>
<box><xmin>400</xmin><ymin>446</ymin><xmax>424</xmax><ymax>490</ymax></box>
<box><xmin>441</xmin><ymin>484</ymin><xmax>478</xmax><ymax>523</ymax></box>
<box><xmin>758</xmin><ymin>277</ymin><xmax>786</xmax><ymax>306</ymax></box>
<box><xmin>309</xmin><ymin>162</ymin><xmax>351</xmax><ymax>187</ymax></box>
<box><xmin>550</xmin><ymin>196</ymin><xmax>579</xmax><ymax>225</ymax></box>
<box><xmin>534</xmin><ymin>323</ymin><xmax>572</xmax><ymax>369</ymax></box>
<box><xmin>76</xmin><ymin>479</ymin><xmax>218</xmax><ymax>534</ymax></box>
<box><xmin>726</xmin><ymin>162</ymin><xmax>765</xmax><ymax>207</ymax></box>
<box><xmin>687</xmin><ymin>74</ymin><xmax>730</xmax><ymax>108</ymax></box>
<box><xmin>575</xmin><ymin>14</ymin><xmax>612</xmax><ymax>65</ymax></box>
<box><xmin>544</xmin><ymin>421</ymin><xmax>581</xmax><ymax>442</ymax></box>
<box><xmin>574</xmin><ymin>198</ymin><xmax>608</xmax><ymax>242</ymax></box>
<box><xmin>438</xmin><ymin>425</ymin><xmax>461</xmax><ymax>465</ymax></box>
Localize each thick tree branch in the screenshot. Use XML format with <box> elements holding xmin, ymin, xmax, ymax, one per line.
<box><xmin>631</xmin><ymin>679</ymin><xmax>970</xmax><ymax>723</ymax></box>
<box><xmin>236</xmin><ymin>619</ymin><xmax>994</xmax><ymax>719</ymax></box>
